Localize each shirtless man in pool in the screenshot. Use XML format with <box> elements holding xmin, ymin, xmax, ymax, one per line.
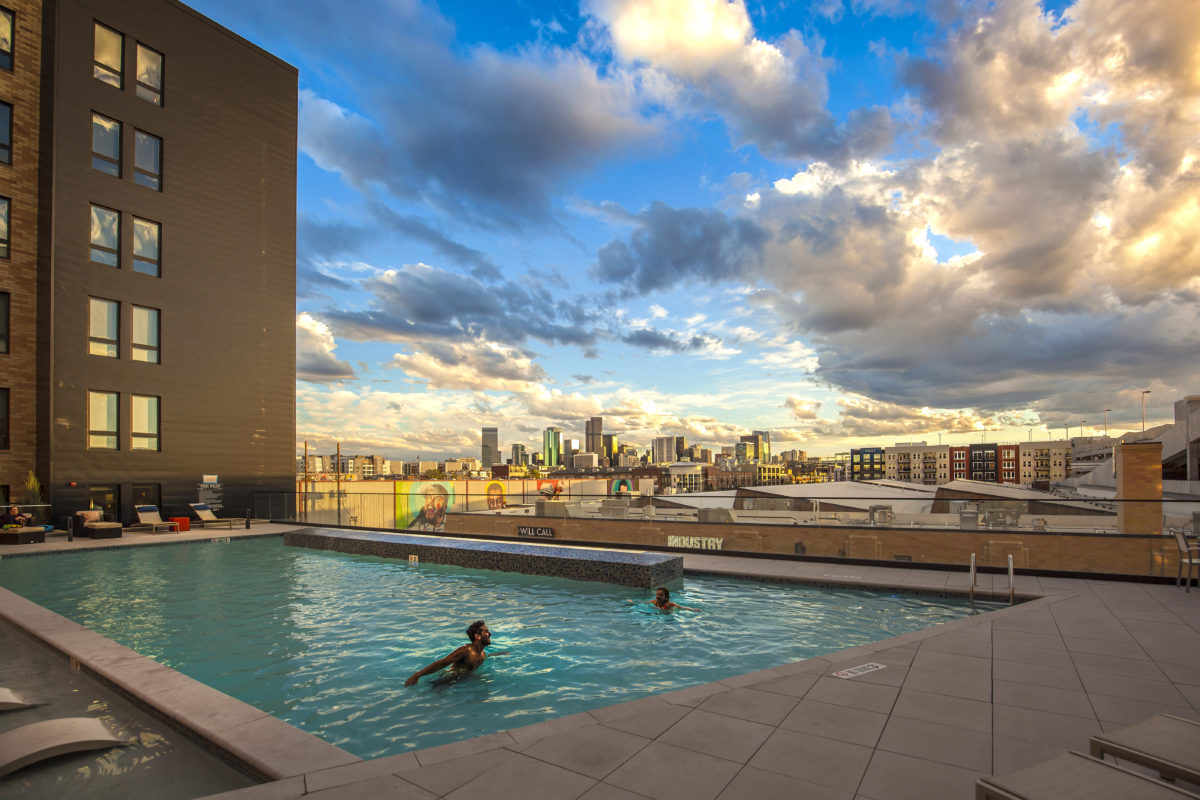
<box><xmin>629</xmin><ymin>587</ymin><xmax>700</xmax><ymax>612</ymax></box>
<box><xmin>405</xmin><ymin>620</ymin><xmax>495</xmax><ymax>686</ymax></box>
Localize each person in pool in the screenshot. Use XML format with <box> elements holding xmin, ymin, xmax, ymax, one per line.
<box><xmin>405</xmin><ymin>620</ymin><xmax>499</xmax><ymax>686</ymax></box>
<box><xmin>629</xmin><ymin>587</ymin><xmax>699</xmax><ymax>612</ymax></box>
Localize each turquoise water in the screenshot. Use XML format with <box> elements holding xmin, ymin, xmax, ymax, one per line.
<box><xmin>0</xmin><ymin>537</ymin><xmax>996</xmax><ymax>758</ymax></box>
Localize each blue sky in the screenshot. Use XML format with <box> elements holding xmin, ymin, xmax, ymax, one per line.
<box><xmin>188</xmin><ymin>0</ymin><xmax>1198</xmax><ymax>459</ymax></box>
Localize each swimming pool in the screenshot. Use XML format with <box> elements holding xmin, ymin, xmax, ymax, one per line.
<box><xmin>0</xmin><ymin>537</ymin><xmax>999</xmax><ymax>758</ymax></box>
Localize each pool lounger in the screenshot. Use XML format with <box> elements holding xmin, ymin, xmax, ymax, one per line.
<box><xmin>1090</xmin><ymin>713</ymin><xmax>1200</xmax><ymax>786</ymax></box>
<box><xmin>188</xmin><ymin>503</ymin><xmax>241</xmax><ymax>529</ymax></box>
<box><xmin>0</xmin><ymin>717</ymin><xmax>127</xmax><ymax>777</ymax></box>
<box><xmin>0</xmin><ymin>688</ymin><xmax>38</xmax><ymax>711</ymax></box>
<box><xmin>976</xmin><ymin>750</ymin><xmax>1200</xmax><ymax>799</ymax></box>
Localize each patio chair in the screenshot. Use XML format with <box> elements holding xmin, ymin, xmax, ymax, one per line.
<box><xmin>1090</xmin><ymin>713</ymin><xmax>1200</xmax><ymax>786</ymax></box>
<box><xmin>188</xmin><ymin>503</ymin><xmax>243</xmax><ymax>529</ymax></box>
<box><xmin>975</xmin><ymin>750</ymin><xmax>1200</xmax><ymax>799</ymax></box>
<box><xmin>128</xmin><ymin>505</ymin><xmax>179</xmax><ymax>534</ymax></box>
<box><xmin>0</xmin><ymin>717</ymin><xmax>127</xmax><ymax>777</ymax></box>
<box><xmin>1174</xmin><ymin>532</ymin><xmax>1200</xmax><ymax>591</ymax></box>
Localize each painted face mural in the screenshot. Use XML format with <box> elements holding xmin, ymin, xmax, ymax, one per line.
<box><xmin>486</xmin><ymin>482</ymin><xmax>507</xmax><ymax>509</ymax></box>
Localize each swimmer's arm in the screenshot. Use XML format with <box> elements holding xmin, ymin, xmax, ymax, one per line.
<box><xmin>404</xmin><ymin>646</ymin><xmax>468</xmax><ymax>686</ymax></box>
<box><xmin>665</xmin><ymin>602</ymin><xmax>701</xmax><ymax>612</ymax></box>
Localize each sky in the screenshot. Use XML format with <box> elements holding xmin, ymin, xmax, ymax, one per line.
<box><xmin>187</xmin><ymin>0</ymin><xmax>1199</xmax><ymax>460</ymax></box>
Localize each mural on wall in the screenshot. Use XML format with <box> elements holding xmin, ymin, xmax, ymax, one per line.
<box><xmin>485</xmin><ymin>481</ymin><xmax>507</xmax><ymax>509</ymax></box>
<box><xmin>537</xmin><ymin>479</ymin><xmax>563</xmax><ymax>500</ymax></box>
<box><xmin>400</xmin><ymin>481</ymin><xmax>453</xmax><ymax>531</ymax></box>
<box><xmin>610</xmin><ymin>478</ymin><xmax>633</xmax><ymax>496</ymax></box>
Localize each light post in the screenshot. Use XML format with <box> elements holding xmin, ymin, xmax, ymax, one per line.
<box><xmin>1081</xmin><ymin>420</ymin><xmax>1086</xmax><ymax>439</ymax></box>
<box><xmin>1104</xmin><ymin>408</ymin><xmax>1110</xmax><ymax>436</ymax></box>
<box><xmin>1141</xmin><ymin>390</ymin><xmax>1151</xmax><ymax>431</ymax></box>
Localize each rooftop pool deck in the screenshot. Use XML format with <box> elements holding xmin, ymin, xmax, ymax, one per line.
<box><xmin>1</xmin><ymin>524</ymin><xmax>1198</xmax><ymax>799</ymax></box>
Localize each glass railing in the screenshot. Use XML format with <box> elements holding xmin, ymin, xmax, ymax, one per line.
<box><xmin>255</xmin><ymin>483</ymin><xmax>1199</xmax><ymax>580</ymax></box>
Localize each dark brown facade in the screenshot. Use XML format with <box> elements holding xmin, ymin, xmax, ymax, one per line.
<box><xmin>0</xmin><ymin>0</ymin><xmax>296</xmax><ymax>522</ymax></box>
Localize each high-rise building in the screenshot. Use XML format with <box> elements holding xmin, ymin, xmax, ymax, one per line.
<box><xmin>0</xmin><ymin>0</ymin><xmax>296</xmax><ymax>518</ymax></box>
<box><xmin>740</xmin><ymin>433</ymin><xmax>765</xmax><ymax>463</ymax></box>
<box><xmin>601</xmin><ymin>433</ymin><xmax>618</xmax><ymax>461</ymax></box>
<box><xmin>511</xmin><ymin>443</ymin><xmax>526</xmax><ymax>466</ymax></box>
<box><xmin>753</xmin><ymin>430</ymin><xmax>772</xmax><ymax>463</ymax></box>
<box><xmin>652</xmin><ymin>436</ymin><xmax>678</xmax><ymax>464</ymax></box>
<box><xmin>585</xmin><ymin>416</ymin><xmax>603</xmax><ymax>454</ymax></box>
<box><xmin>481</xmin><ymin>427</ymin><xmax>499</xmax><ymax>469</ymax></box>
<box><xmin>542</xmin><ymin>427</ymin><xmax>563</xmax><ymax>468</ymax></box>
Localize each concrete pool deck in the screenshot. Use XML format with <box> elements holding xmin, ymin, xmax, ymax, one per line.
<box><xmin>3</xmin><ymin>526</ymin><xmax>1199</xmax><ymax>798</ymax></box>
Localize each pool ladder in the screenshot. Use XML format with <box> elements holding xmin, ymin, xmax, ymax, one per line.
<box><xmin>969</xmin><ymin>553</ymin><xmax>1016</xmax><ymax>605</ymax></box>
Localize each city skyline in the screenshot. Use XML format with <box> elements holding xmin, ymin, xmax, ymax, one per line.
<box><xmin>187</xmin><ymin>0</ymin><xmax>1198</xmax><ymax>459</ymax></box>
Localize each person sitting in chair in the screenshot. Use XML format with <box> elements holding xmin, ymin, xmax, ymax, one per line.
<box><xmin>1</xmin><ymin>505</ymin><xmax>30</xmax><ymax>528</ymax></box>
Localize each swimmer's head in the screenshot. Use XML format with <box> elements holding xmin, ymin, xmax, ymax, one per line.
<box><xmin>655</xmin><ymin>587</ymin><xmax>670</xmax><ymax>604</ymax></box>
<box><xmin>466</xmin><ymin>620</ymin><xmax>490</xmax><ymax>646</ymax></box>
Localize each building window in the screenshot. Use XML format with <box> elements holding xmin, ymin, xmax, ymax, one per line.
<box><xmin>88</xmin><ymin>390</ymin><xmax>119</xmax><ymax>449</ymax></box>
<box><xmin>0</xmin><ymin>291</ymin><xmax>8</xmax><ymax>353</ymax></box>
<box><xmin>0</xmin><ymin>101</ymin><xmax>11</xmax><ymax>164</ymax></box>
<box><xmin>131</xmin><ymin>305</ymin><xmax>159</xmax><ymax>363</ymax></box>
<box><xmin>0</xmin><ymin>387</ymin><xmax>7</xmax><ymax>449</ymax></box>
<box><xmin>89</xmin><ymin>204</ymin><xmax>119</xmax><ymax>265</ymax></box>
<box><xmin>93</xmin><ymin>22</ymin><xmax>123</xmax><ymax>88</ymax></box>
<box><xmin>135</xmin><ymin>43</ymin><xmax>162</xmax><ymax>105</ymax></box>
<box><xmin>133</xmin><ymin>129</ymin><xmax>161</xmax><ymax>190</ymax></box>
<box><xmin>132</xmin><ymin>483</ymin><xmax>160</xmax><ymax>508</ymax></box>
<box><xmin>132</xmin><ymin>217</ymin><xmax>160</xmax><ymax>276</ymax></box>
<box><xmin>88</xmin><ymin>297</ymin><xmax>118</xmax><ymax>357</ymax></box>
<box><xmin>91</xmin><ymin>112</ymin><xmax>121</xmax><ymax>176</ymax></box>
<box><xmin>131</xmin><ymin>394</ymin><xmax>159</xmax><ymax>451</ymax></box>
<box><xmin>0</xmin><ymin>195</ymin><xmax>8</xmax><ymax>257</ymax></box>
<box><xmin>0</xmin><ymin>7</ymin><xmax>13</xmax><ymax>71</ymax></box>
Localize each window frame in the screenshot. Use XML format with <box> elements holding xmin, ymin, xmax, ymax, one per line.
<box><xmin>133</xmin><ymin>128</ymin><xmax>162</xmax><ymax>190</ymax></box>
<box><xmin>0</xmin><ymin>6</ymin><xmax>13</xmax><ymax>72</ymax></box>
<box><xmin>135</xmin><ymin>42</ymin><xmax>163</xmax><ymax>106</ymax></box>
<box><xmin>0</xmin><ymin>387</ymin><xmax>7</xmax><ymax>449</ymax></box>
<box><xmin>130</xmin><ymin>394</ymin><xmax>160</xmax><ymax>451</ymax></box>
<box><xmin>92</xmin><ymin>21</ymin><xmax>123</xmax><ymax>88</ymax></box>
<box><xmin>132</xmin><ymin>216</ymin><xmax>160</xmax><ymax>276</ymax></box>
<box><xmin>87</xmin><ymin>296</ymin><xmax>119</xmax><ymax>358</ymax></box>
<box><xmin>0</xmin><ymin>195</ymin><xmax>9</xmax><ymax>258</ymax></box>
<box><xmin>0</xmin><ymin>100</ymin><xmax>11</xmax><ymax>164</ymax></box>
<box><xmin>89</xmin><ymin>203</ymin><xmax>120</xmax><ymax>266</ymax></box>
<box><xmin>0</xmin><ymin>290</ymin><xmax>8</xmax><ymax>353</ymax></box>
<box><xmin>131</xmin><ymin>305</ymin><xmax>159</xmax><ymax>363</ymax></box>
<box><xmin>90</xmin><ymin>112</ymin><xmax>121</xmax><ymax>176</ymax></box>
<box><xmin>87</xmin><ymin>389</ymin><xmax>119</xmax><ymax>450</ymax></box>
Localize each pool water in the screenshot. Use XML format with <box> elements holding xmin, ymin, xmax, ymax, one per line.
<box><xmin>0</xmin><ymin>537</ymin><xmax>997</xmax><ymax>758</ymax></box>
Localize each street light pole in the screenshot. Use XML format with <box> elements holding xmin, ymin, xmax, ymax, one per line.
<box><xmin>1104</xmin><ymin>408</ymin><xmax>1110</xmax><ymax>436</ymax></box>
<box><xmin>1141</xmin><ymin>390</ymin><xmax>1151</xmax><ymax>432</ymax></box>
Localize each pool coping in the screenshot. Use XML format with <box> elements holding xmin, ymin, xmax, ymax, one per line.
<box><xmin>0</xmin><ymin>525</ymin><xmax>1052</xmax><ymax>789</ymax></box>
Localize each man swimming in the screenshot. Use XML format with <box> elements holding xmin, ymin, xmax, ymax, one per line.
<box><xmin>629</xmin><ymin>587</ymin><xmax>699</xmax><ymax>612</ymax></box>
<box><xmin>405</xmin><ymin>620</ymin><xmax>496</xmax><ymax>686</ymax></box>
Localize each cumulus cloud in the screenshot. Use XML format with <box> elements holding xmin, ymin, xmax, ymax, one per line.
<box><xmin>299</xmin><ymin>41</ymin><xmax>652</xmax><ymax>227</ymax></box>
<box><xmin>784</xmin><ymin>396</ymin><xmax>822</xmax><ymax>419</ymax></box>
<box><xmin>324</xmin><ymin>262</ymin><xmax>599</xmax><ymax>351</ymax></box>
<box><xmin>388</xmin><ymin>341</ymin><xmax>547</xmax><ymax>392</ymax></box>
<box><xmin>594</xmin><ymin>202</ymin><xmax>769</xmax><ymax>294</ymax></box>
<box><xmin>296</xmin><ymin>313</ymin><xmax>356</xmax><ymax>383</ymax></box>
<box><xmin>586</xmin><ymin>0</ymin><xmax>895</xmax><ymax>161</ymax></box>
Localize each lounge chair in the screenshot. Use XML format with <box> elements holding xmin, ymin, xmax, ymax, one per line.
<box><xmin>188</xmin><ymin>503</ymin><xmax>243</xmax><ymax>529</ymax></box>
<box><xmin>128</xmin><ymin>505</ymin><xmax>179</xmax><ymax>534</ymax></box>
<box><xmin>0</xmin><ymin>717</ymin><xmax>126</xmax><ymax>777</ymax></box>
<box><xmin>75</xmin><ymin>509</ymin><xmax>122</xmax><ymax>539</ymax></box>
<box><xmin>976</xmin><ymin>750</ymin><xmax>1200</xmax><ymax>799</ymax></box>
<box><xmin>1090</xmin><ymin>713</ymin><xmax>1200</xmax><ymax>786</ymax></box>
<box><xmin>0</xmin><ymin>688</ymin><xmax>38</xmax><ymax>711</ymax></box>
<box><xmin>1175</xmin><ymin>532</ymin><xmax>1200</xmax><ymax>591</ymax></box>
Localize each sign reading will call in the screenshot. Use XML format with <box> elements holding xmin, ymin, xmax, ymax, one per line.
<box><xmin>517</xmin><ymin>526</ymin><xmax>555</xmax><ymax>538</ymax></box>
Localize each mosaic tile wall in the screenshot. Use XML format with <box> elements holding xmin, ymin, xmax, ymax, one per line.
<box><xmin>283</xmin><ymin>528</ymin><xmax>683</xmax><ymax>587</ymax></box>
